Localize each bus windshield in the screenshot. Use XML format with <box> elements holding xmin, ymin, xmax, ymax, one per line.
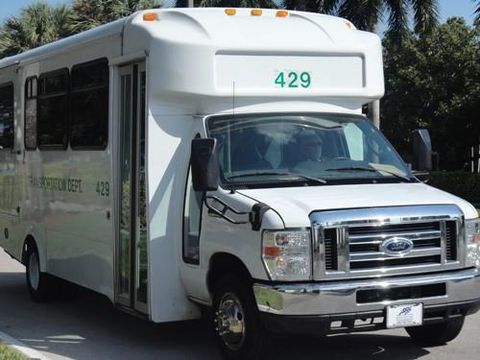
<box><xmin>207</xmin><ymin>113</ymin><xmax>414</xmax><ymax>188</ymax></box>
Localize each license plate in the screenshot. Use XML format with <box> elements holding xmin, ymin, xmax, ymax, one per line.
<box><xmin>386</xmin><ymin>303</ymin><xmax>423</xmax><ymax>329</ymax></box>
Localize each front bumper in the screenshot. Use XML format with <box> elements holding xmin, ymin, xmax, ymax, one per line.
<box><xmin>253</xmin><ymin>268</ymin><xmax>480</xmax><ymax>333</ymax></box>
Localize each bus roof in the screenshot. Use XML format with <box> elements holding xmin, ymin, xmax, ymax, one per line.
<box><xmin>0</xmin><ymin>8</ymin><xmax>384</xmax><ymax>109</ymax></box>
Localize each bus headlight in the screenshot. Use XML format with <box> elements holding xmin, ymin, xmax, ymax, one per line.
<box><xmin>466</xmin><ymin>218</ymin><xmax>480</xmax><ymax>268</ymax></box>
<box><xmin>262</xmin><ymin>230</ymin><xmax>311</xmax><ymax>281</ymax></box>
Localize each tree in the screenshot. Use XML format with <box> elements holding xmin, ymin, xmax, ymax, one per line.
<box><xmin>283</xmin><ymin>0</ymin><xmax>438</xmax><ymax>38</ymax></box>
<box><xmin>381</xmin><ymin>18</ymin><xmax>480</xmax><ymax>170</ymax></box>
<box><xmin>0</xmin><ymin>2</ymin><xmax>74</xmax><ymax>57</ymax></box>
<box><xmin>178</xmin><ymin>0</ymin><xmax>276</xmax><ymax>7</ymax></box>
<box><xmin>281</xmin><ymin>0</ymin><xmax>338</xmax><ymax>12</ymax></box>
<box><xmin>71</xmin><ymin>0</ymin><xmax>162</xmax><ymax>33</ymax></box>
<box><xmin>476</xmin><ymin>0</ymin><xmax>479</xmax><ymax>25</ymax></box>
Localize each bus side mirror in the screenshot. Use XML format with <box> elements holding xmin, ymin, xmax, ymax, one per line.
<box><xmin>191</xmin><ymin>138</ymin><xmax>219</xmax><ymax>191</ymax></box>
<box><xmin>412</xmin><ymin>129</ymin><xmax>432</xmax><ymax>171</ymax></box>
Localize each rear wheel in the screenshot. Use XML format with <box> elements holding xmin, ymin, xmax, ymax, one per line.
<box><xmin>405</xmin><ymin>317</ymin><xmax>465</xmax><ymax>345</ymax></box>
<box><xmin>26</xmin><ymin>244</ymin><xmax>56</xmax><ymax>302</ymax></box>
<box><xmin>212</xmin><ymin>275</ymin><xmax>269</xmax><ymax>359</ymax></box>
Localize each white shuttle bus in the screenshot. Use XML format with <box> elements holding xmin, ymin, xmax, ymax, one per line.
<box><xmin>0</xmin><ymin>7</ymin><xmax>479</xmax><ymax>358</ymax></box>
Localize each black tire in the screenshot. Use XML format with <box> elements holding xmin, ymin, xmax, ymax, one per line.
<box><xmin>212</xmin><ymin>275</ymin><xmax>269</xmax><ymax>359</ymax></box>
<box><xmin>405</xmin><ymin>317</ymin><xmax>465</xmax><ymax>345</ymax></box>
<box><xmin>25</xmin><ymin>243</ymin><xmax>56</xmax><ymax>303</ymax></box>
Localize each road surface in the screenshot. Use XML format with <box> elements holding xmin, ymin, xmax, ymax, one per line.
<box><xmin>0</xmin><ymin>249</ymin><xmax>479</xmax><ymax>359</ymax></box>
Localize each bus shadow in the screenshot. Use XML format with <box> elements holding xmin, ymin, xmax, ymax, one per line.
<box><xmin>0</xmin><ymin>275</ymin><xmax>435</xmax><ymax>360</ymax></box>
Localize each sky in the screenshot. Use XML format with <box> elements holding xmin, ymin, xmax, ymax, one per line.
<box><xmin>0</xmin><ymin>0</ymin><xmax>477</xmax><ymax>25</ymax></box>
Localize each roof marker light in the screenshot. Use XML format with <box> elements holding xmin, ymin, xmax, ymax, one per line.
<box><xmin>344</xmin><ymin>20</ymin><xmax>353</xmax><ymax>29</ymax></box>
<box><xmin>276</xmin><ymin>10</ymin><xmax>289</xmax><ymax>18</ymax></box>
<box><xmin>225</xmin><ymin>8</ymin><xmax>236</xmax><ymax>16</ymax></box>
<box><xmin>251</xmin><ymin>9</ymin><xmax>262</xmax><ymax>16</ymax></box>
<box><xmin>143</xmin><ymin>12</ymin><xmax>157</xmax><ymax>21</ymax></box>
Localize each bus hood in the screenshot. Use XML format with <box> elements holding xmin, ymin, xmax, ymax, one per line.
<box><xmin>237</xmin><ymin>183</ymin><xmax>478</xmax><ymax>228</ymax></box>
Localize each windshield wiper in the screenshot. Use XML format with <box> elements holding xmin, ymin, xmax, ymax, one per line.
<box><xmin>325</xmin><ymin>167</ymin><xmax>412</xmax><ymax>182</ymax></box>
<box><xmin>226</xmin><ymin>171</ymin><xmax>327</xmax><ymax>184</ymax></box>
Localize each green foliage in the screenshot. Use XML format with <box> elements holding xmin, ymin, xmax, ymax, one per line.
<box><xmin>0</xmin><ymin>0</ymin><xmax>163</xmax><ymax>57</ymax></box>
<box><xmin>0</xmin><ymin>342</ymin><xmax>26</xmax><ymax>360</ymax></box>
<box><xmin>428</xmin><ymin>171</ymin><xmax>480</xmax><ymax>204</ymax></box>
<box><xmin>0</xmin><ymin>2</ymin><xmax>75</xmax><ymax>57</ymax></box>
<box><xmin>197</xmin><ymin>0</ymin><xmax>277</xmax><ymax>7</ymax></box>
<box><xmin>282</xmin><ymin>0</ymin><xmax>338</xmax><ymax>12</ymax></box>
<box><xmin>281</xmin><ymin>1</ymin><xmax>438</xmax><ymax>41</ymax></box>
<box><xmin>71</xmin><ymin>0</ymin><xmax>163</xmax><ymax>32</ymax></box>
<box><xmin>476</xmin><ymin>1</ymin><xmax>479</xmax><ymax>25</ymax></box>
<box><xmin>382</xmin><ymin>18</ymin><xmax>480</xmax><ymax>169</ymax></box>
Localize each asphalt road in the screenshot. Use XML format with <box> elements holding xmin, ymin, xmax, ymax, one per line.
<box><xmin>1</xmin><ymin>249</ymin><xmax>479</xmax><ymax>360</ymax></box>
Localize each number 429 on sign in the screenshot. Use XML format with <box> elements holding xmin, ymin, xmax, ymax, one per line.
<box><xmin>274</xmin><ymin>71</ymin><xmax>311</xmax><ymax>88</ymax></box>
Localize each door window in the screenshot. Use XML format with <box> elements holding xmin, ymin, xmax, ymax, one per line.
<box><xmin>183</xmin><ymin>157</ymin><xmax>203</xmax><ymax>264</ymax></box>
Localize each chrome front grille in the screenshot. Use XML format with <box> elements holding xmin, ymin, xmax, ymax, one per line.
<box><xmin>348</xmin><ymin>222</ymin><xmax>444</xmax><ymax>271</ymax></box>
<box><xmin>311</xmin><ymin>205</ymin><xmax>465</xmax><ymax>280</ymax></box>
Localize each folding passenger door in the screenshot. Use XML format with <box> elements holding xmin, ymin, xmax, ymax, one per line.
<box><xmin>116</xmin><ymin>63</ymin><xmax>148</xmax><ymax>313</ymax></box>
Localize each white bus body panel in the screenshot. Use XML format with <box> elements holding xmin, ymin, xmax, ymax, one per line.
<box><xmin>0</xmin><ymin>8</ymin><xmax>390</xmax><ymax>323</ymax></box>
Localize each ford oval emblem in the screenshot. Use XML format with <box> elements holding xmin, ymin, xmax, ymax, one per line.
<box><xmin>380</xmin><ymin>237</ymin><xmax>414</xmax><ymax>256</ymax></box>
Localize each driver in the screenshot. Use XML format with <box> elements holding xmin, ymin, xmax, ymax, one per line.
<box><xmin>299</xmin><ymin>133</ymin><xmax>323</xmax><ymax>162</ymax></box>
<box><xmin>292</xmin><ymin>133</ymin><xmax>324</xmax><ymax>174</ymax></box>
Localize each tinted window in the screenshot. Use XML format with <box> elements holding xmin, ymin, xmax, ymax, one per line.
<box><xmin>70</xmin><ymin>59</ymin><xmax>109</xmax><ymax>149</ymax></box>
<box><xmin>25</xmin><ymin>77</ymin><xmax>37</xmax><ymax>150</ymax></box>
<box><xmin>38</xmin><ymin>69</ymin><xmax>68</xmax><ymax>149</ymax></box>
<box><xmin>0</xmin><ymin>83</ymin><xmax>14</xmax><ymax>149</ymax></box>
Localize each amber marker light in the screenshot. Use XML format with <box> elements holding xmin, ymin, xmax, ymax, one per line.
<box><xmin>251</xmin><ymin>9</ymin><xmax>263</xmax><ymax>16</ymax></box>
<box><xmin>143</xmin><ymin>12</ymin><xmax>157</xmax><ymax>21</ymax></box>
<box><xmin>225</xmin><ymin>8</ymin><xmax>236</xmax><ymax>16</ymax></box>
<box><xmin>276</xmin><ymin>10</ymin><xmax>289</xmax><ymax>18</ymax></box>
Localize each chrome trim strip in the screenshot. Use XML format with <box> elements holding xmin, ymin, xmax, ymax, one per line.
<box><xmin>349</xmin><ymin>262</ymin><xmax>446</xmax><ymax>274</ymax></box>
<box><xmin>350</xmin><ymin>247</ymin><xmax>441</xmax><ymax>261</ymax></box>
<box><xmin>337</xmin><ymin>227</ymin><xmax>349</xmax><ymax>272</ymax></box>
<box><xmin>312</xmin><ymin>222</ymin><xmax>324</xmax><ymax>278</ymax></box>
<box><xmin>440</xmin><ymin>220</ymin><xmax>447</xmax><ymax>264</ymax></box>
<box><xmin>310</xmin><ymin>205</ymin><xmax>463</xmax><ymax>228</ymax></box>
<box><xmin>349</xmin><ymin>230</ymin><xmax>441</xmax><ymax>243</ymax></box>
<box><xmin>254</xmin><ymin>268</ymin><xmax>480</xmax><ymax>316</ymax></box>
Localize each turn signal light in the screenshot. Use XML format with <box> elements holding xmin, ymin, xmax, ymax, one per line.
<box><xmin>143</xmin><ymin>12</ymin><xmax>157</xmax><ymax>21</ymax></box>
<box><xmin>264</xmin><ymin>246</ymin><xmax>281</xmax><ymax>257</ymax></box>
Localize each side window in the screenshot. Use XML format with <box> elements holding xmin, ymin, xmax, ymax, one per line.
<box><xmin>38</xmin><ymin>69</ymin><xmax>69</xmax><ymax>149</ymax></box>
<box><xmin>183</xmin><ymin>149</ymin><xmax>203</xmax><ymax>264</ymax></box>
<box><xmin>25</xmin><ymin>77</ymin><xmax>37</xmax><ymax>150</ymax></box>
<box><xmin>70</xmin><ymin>58</ymin><xmax>109</xmax><ymax>149</ymax></box>
<box><xmin>0</xmin><ymin>83</ymin><xmax>14</xmax><ymax>149</ymax></box>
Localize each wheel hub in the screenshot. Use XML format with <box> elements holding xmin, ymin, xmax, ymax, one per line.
<box><xmin>214</xmin><ymin>292</ymin><xmax>246</xmax><ymax>350</ymax></box>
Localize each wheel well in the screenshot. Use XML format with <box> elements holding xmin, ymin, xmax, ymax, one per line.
<box><xmin>21</xmin><ymin>236</ymin><xmax>37</xmax><ymax>265</ymax></box>
<box><xmin>207</xmin><ymin>253</ymin><xmax>252</xmax><ymax>294</ymax></box>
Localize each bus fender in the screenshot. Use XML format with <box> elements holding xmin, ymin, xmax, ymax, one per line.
<box><xmin>21</xmin><ymin>227</ymin><xmax>47</xmax><ymax>272</ymax></box>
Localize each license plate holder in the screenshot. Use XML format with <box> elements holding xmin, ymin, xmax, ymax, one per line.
<box><xmin>386</xmin><ymin>303</ymin><xmax>423</xmax><ymax>329</ymax></box>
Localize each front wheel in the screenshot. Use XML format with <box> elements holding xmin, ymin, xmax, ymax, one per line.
<box><xmin>405</xmin><ymin>317</ymin><xmax>465</xmax><ymax>345</ymax></box>
<box><xmin>26</xmin><ymin>244</ymin><xmax>56</xmax><ymax>302</ymax></box>
<box><xmin>212</xmin><ymin>275</ymin><xmax>269</xmax><ymax>359</ymax></box>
